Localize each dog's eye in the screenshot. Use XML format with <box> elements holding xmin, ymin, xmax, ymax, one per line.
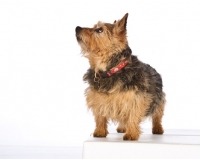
<box><xmin>95</xmin><ymin>27</ymin><xmax>103</xmax><ymax>33</ymax></box>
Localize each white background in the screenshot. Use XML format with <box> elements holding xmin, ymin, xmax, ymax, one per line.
<box><xmin>0</xmin><ymin>0</ymin><xmax>200</xmax><ymax>148</ymax></box>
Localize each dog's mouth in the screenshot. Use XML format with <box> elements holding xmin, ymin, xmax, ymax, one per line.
<box><xmin>76</xmin><ymin>34</ymin><xmax>82</xmax><ymax>41</ymax></box>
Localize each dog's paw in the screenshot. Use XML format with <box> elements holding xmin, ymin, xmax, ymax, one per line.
<box><xmin>93</xmin><ymin>128</ymin><xmax>108</xmax><ymax>137</ymax></box>
<box><xmin>116</xmin><ymin>127</ymin><xmax>126</xmax><ymax>133</ymax></box>
<box><xmin>123</xmin><ymin>133</ymin><xmax>139</xmax><ymax>140</ymax></box>
<box><xmin>152</xmin><ymin>126</ymin><xmax>164</xmax><ymax>134</ymax></box>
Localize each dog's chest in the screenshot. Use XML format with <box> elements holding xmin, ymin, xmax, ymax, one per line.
<box><xmin>85</xmin><ymin>88</ymin><xmax>147</xmax><ymax>121</ymax></box>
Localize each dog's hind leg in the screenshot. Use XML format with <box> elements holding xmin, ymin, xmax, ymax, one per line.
<box><xmin>152</xmin><ymin>98</ymin><xmax>165</xmax><ymax>134</ymax></box>
<box><xmin>117</xmin><ymin>122</ymin><xmax>126</xmax><ymax>133</ymax></box>
<box><xmin>93</xmin><ymin>115</ymin><xmax>108</xmax><ymax>137</ymax></box>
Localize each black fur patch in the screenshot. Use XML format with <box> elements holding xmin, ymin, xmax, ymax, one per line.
<box><xmin>83</xmin><ymin>47</ymin><xmax>163</xmax><ymax>116</ymax></box>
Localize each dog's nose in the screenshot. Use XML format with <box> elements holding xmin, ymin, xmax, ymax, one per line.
<box><xmin>76</xmin><ymin>26</ymin><xmax>82</xmax><ymax>33</ymax></box>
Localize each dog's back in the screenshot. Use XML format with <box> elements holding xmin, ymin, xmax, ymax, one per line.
<box><xmin>84</xmin><ymin>46</ymin><xmax>165</xmax><ymax>117</ymax></box>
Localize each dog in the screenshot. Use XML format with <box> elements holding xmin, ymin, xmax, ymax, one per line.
<box><xmin>75</xmin><ymin>13</ymin><xmax>166</xmax><ymax>140</ymax></box>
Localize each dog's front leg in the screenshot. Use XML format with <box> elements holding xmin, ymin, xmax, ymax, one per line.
<box><xmin>123</xmin><ymin>107</ymin><xmax>143</xmax><ymax>140</ymax></box>
<box><xmin>123</xmin><ymin>119</ymin><xmax>141</xmax><ymax>140</ymax></box>
<box><xmin>93</xmin><ymin>115</ymin><xmax>108</xmax><ymax>137</ymax></box>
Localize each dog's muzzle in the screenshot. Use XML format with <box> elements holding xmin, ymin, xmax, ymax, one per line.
<box><xmin>76</xmin><ymin>26</ymin><xmax>82</xmax><ymax>33</ymax></box>
<box><xmin>75</xmin><ymin>26</ymin><xmax>82</xmax><ymax>41</ymax></box>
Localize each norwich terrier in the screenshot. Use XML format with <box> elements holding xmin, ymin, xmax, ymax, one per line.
<box><xmin>75</xmin><ymin>13</ymin><xmax>166</xmax><ymax>140</ymax></box>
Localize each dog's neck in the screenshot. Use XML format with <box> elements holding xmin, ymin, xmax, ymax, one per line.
<box><xmin>95</xmin><ymin>60</ymin><xmax>129</xmax><ymax>79</ymax></box>
<box><xmin>93</xmin><ymin>47</ymin><xmax>132</xmax><ymax>78</ymax></box>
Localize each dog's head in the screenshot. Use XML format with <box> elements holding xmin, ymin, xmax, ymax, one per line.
<box><xmin>75</xmin><ymin>13</ymin><xmax>129</xmax><ymax>58</ymax></box>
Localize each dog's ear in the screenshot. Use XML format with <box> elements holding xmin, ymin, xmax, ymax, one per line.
<box><xmin>117</xmin><ymin>13</ymin><xmax>128</xmax><ymax>31</ymax></box>
<box><xmin>113</xmin><ymin>20</ymin><xmax>116</xmax><ymax>24</ymax></box>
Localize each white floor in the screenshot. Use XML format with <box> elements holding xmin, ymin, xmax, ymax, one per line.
<box><xmin>0</xmin><ymin>147</ymin><xmax>82</xmax><ymax>159</ymax></box>
<box><xmin>1</xmin><ymin>129</ymin><xmax>200</xmax><ymax>159</ymax></box>
<box><xmin>83</xmin><ymin>130</ymin><xmax>200</xmax><ymax>159</ymax></box>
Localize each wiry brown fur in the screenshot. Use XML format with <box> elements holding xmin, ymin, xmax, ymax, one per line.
<box><xmin>75</xmin><ymin>13</ymin><xmax>166</xmax><ymax>140</ymax></box>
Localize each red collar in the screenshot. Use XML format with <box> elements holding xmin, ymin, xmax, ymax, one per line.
<box><xmin>95</xmin><ymin>60</ymin><xmax>129</xmax><ymax>79</ymax></box>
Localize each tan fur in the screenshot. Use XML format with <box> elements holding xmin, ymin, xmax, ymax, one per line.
<box><xmin>152</xmin><ymin>93</ymin><xmax>166</xmax><ymax>134</ymax></box>
<box><xmin>76</xmin><ymin>13</ymin><xmax>166</xmax><ymax>140</ymax></box>
<box><xmin>85</xmin><ymin>88</ymin><xmax>154</xmax><ymax>140</ymax></box>
<box><xmin>78</xmin><ymin>14</ymin><xmax>128</xmax><ymax>72</ymax></box>
<box><xmin>117</xmin><ymin>122</ymin><xmax>126</xmax><ymax>133</ymax></box>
